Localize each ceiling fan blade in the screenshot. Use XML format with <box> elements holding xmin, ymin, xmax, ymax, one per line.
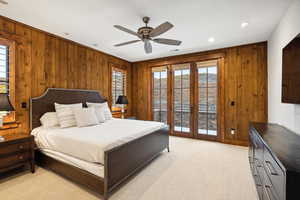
<box><xmin>153</xmin><ymin>38</ymin><xmax>182</xmax><ymax>46</ymax></box>
<box><xmin>114</xmin><ymin>25</ymin><xmax>140</xmax><ymax>37</ymax></box>
<box><xmin>114</xmin><ymin>40</ymin><xmax>141</xmax><ymax>47</ymax></box>
<box><xmin>149</xmin><ymin>22</ymin><xmax>174</xmax><ymax>37</ymax></box>
<box><xmin>144</xmin><ymin>40</ymin><xmax>152</xmax><ymax>54</ymax></box>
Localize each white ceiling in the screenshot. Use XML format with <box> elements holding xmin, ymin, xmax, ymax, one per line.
<box><xmin>0</xmin><ymin>0</ymin><xmax>292</xmax><ymax>62</ymax></box>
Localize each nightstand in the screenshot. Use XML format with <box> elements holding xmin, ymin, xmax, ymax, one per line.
<box><xmin>0</xmin><ymin>133</ymin><xmax>35</xmax><ymax>174</ymax></box>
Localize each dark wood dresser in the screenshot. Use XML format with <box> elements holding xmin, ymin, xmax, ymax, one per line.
<box><xmin>249</xmin><ymin>123</ymin><xmax>300</xmax><ymax>200</ymax></box>
<box><xmin>0</xmin><ymin>133</ymin><xmax>35</xmax><ymax>174</ymax></box>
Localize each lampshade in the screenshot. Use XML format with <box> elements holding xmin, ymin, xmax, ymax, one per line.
<box><xmin>116</xmin><ymin>95</ymin><xmax>128</xmax><ymax>105</ymax></box>
<box><xmin>0</xmin><ymin>93</ymin><xmax>15</xmax><ymax>111</ymax></box>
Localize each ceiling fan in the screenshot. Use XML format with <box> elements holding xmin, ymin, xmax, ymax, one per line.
<box><xmin>114</xmin><ymin>17</ymin><xmax>182</xmax><ymax>54</ymax></box>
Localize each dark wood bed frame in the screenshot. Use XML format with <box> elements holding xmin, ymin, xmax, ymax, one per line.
<box><xmin>30</xmin><ymin>88</ymin><xmax>169</xmax><ymax>199</ymax></box>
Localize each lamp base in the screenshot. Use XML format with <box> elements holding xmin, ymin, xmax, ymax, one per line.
<box><xmin>121</xmin><ymin>107</ymin><xmax>125</xmax><ymax>119</ymax></box>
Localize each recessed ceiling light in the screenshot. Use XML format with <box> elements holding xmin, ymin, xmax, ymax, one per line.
<box><xmin>241</xmin><ymin>22</ymin><xmax>249</xmax><ymax>28</ymax></box>
<box><xmin>0</xmin><ymin>0</ymin><xmax>8</xmax><ymax>5</ymax></box>
<box><xmin>208</xmin><ymin>37</ymin><xmax>215</xmax><ymax>43</ymax></box>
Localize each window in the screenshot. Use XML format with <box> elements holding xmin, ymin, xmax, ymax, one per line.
<box><xmin>111</xmin><ymin>68</ymin><xmax>126</xmax><ymax>108</ymax></box>
<box><xmin>152</xmin><ymin>66</ymin><xmax>168</xmax><ymax>124</ymax></box>
<box><xmin>0</xmin><ymin>38</ymin><xmax>15</xmax><ymax>123</ymax></box>
<box><xmin>0</xmin><ymin>45</ymin><xmax>9</xmax><ymax>93</ymax></box>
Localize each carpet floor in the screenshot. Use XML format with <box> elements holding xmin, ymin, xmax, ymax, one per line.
<box><xmin>0</xmin><ymin>136</ymin><xmax>258</xmax><ymax>200</ymax></box>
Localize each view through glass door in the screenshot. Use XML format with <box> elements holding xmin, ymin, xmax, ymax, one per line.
<box><xmin>171</xmin><ymin>63</ymin><xmax>192</xmax><ymax>136</ymax></box>
<box><xmin>196</xmin><ymin>60</ymin><xmax>218</xmax><ymax>140</ymax></box>
<box><xmin>151</xmin><ymin>59</ymin><xmax>220</xmax><ymax>141</ymax></box>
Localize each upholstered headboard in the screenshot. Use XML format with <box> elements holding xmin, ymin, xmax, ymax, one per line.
<box><xmin>30</xmin><ymin>88</ymin><xmax>106</xmax><ymax>130</ymax></box>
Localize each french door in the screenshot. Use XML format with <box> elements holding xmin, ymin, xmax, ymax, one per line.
<box><xmin>171</xmin><ymin>63</ymin><xmax>192</xmax><ymax>136</ymax></box>
<box><xmin>194</xmin><ymin>60</ymin><xmax>219</xmax><ymax>141</ymax></box>
<box><xmin>151</xmin><ymin>59</ymin><xmax>222</xmax><ymax>141</ymax></box>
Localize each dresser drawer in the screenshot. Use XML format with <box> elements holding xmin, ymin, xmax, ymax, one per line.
<box><xmin>0</xmin><ymin>142</ymin><xmax>31</xmax><ymax>155</ymax></box>
<box><xmin>264</xmin><ymin>149</ymin><xmax>285</xmax><ymax>199</ymax></box>
<box><xmin>0</xmin><ymin>152</ymin><xmax>30</xmax><ymax>168</ymax></box>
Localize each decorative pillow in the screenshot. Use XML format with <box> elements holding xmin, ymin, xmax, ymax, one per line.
<box><xmin>40</xmin><ymin>112</ymin><xmax>59</xmax><ymax>128</ymax></box>
<box><xmin>54</xmin><ymin>103</ymin><xmax>83</xmax><ymax>128</ymax></box>
<box><xmin>73</xmin><ymin>107</ymin><xmax>99</xmax><ymax>127</ymax></box>
<box><xmin>86</xmin><ymin>102</ymin><xmax>113</xmax><ymax>121</ymax></box>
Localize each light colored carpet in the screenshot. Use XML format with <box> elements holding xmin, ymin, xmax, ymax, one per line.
<box><xmin>0</xmin><ymin>136</ymin><xmax>258</xmax><ymax>200</ymax></box>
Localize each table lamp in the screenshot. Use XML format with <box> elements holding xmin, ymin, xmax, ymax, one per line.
<box><xmin>0</xmin><ymin>93</ymin><xmax>15</xmax><ymax>127</ymax></box>
<box><xmin>116</xmin><ymin>95</ymin><xmax>128</xmax><ymax>119</ymax></box>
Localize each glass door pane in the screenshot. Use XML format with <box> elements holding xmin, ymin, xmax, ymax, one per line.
<box><xmin>197</xmin><ymin>61</ymin><xmax>218</xmax><ymax>137</ymax></box>
<box><xmin>172</xmin><ymin>64</ymin><xmax>191</xmax><ymax>134</ymax></box>
<box><xmin>152</xmin><ymin>67</ymin><xmax>168</xmax><ymax>124</ymax></box>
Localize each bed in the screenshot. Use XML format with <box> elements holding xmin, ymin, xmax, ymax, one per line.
<box><xmin>30</xmin><ymin>88</ymin><xmax>169</xmax><ymax>199</ymax></box>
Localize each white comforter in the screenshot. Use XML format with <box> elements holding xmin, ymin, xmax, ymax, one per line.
<box><xmin>32</xmin><ymin>119</ymin><xmax>166</xmax><ymax>165</ymax></box>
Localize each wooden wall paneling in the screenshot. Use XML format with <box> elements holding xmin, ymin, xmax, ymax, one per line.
<box><xmin>126</xmin><ymin>64</ymin><xmax>132</xmax><ymax>116</ymax></box>
<box><xmin>31</xmin><ymin>31</ymin><xmax>46</xmax><ymax>97</ymax></box>
<box><xmin>218</xmin><ymin>57</ymin><xmax>225</xmax><ymax>143</ymax></box>
<box><xmin>131</xmin><ymin>64</ymin><xmax>138</xmax><ymax>117</ymax></box>
<box><xmin>78</xmin><ymin>46</ymin><xmax>87</xmax><ymax>89</ymax></box>
<box><xmin>86</xmin><ymin>49</ymin><xmax>93</xmax><ymax>90</ymax></box>
<box><xmin>97</xmin><ymin>53</ymin><xmax>105</xmax><ymax>93</ymax></box>
<box><xmin>102</xmin><ymin>57</ymin><xmax>110</xmax><ymax>99</ymax></box>
<box><xmin>67</xmin><ymin>43</ymin><xmax>77</xmax><ymax>89</ymax></box>
<box><xmin>15</xmin><ymin>24</ymin><xmax>32</xmax><ymax>133</ymax></box>
<box><xmin>44</xmin><ymin>35</ymin><xmax>57</xmax><ymax>88</ymax></box>
<box><xmin>56</xmin><ymin>39</ymin><xmax>68</xmax><ymax>89</ymax></box>
<box><xmin>132</xmin><ymin>42</ymin><xmax>267</xmax><ymax>146</ymax></box>
<box><xmin>237</xmin><ymin>45</ymin><xmax>252</xmax><ymax>142</ymax></box>
<box><xmin>0</xmin><ymin>15</ymin><xmax>132</xmax><ymax>136</ymax></box>
<box><xmin>0</xmin><ymin>17</ymin><xmax>15</xmax><ymax>34</ymax></box>
<box><xmin>224</xmin><ymin>48</ymin><xmax>237</xmax><ymax>142</ymax></box>
<box><xmin>254</xmin><ymin>44</ymin><xmax>268</xmax><ymax>123</ymax></box>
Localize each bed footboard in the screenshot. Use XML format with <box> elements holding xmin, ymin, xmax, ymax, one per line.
<box><xmin>104</xmin><ymin>127</ymin><xmax>169</xmax><ymax>198</ymax></box>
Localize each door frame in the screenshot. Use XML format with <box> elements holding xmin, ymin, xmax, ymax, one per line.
<box><xmin>149</xmin><ymin>54</ymin><xmax>225</xmax><ymax>142</ymax></box>
<box><xmin>192</xmin><ymin>58</ymin><xmax>225</xmax><ymax>142</ymax></box>
<box><xmin>169</xmin><ymin>62</ymin><xmax>194</xmax><ymax>138</ymax></box>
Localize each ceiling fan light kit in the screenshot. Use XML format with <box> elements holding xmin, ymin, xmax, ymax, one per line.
<box><xmin>114</xmin><ymin>17</ymin><xmax>182</xmax><ymax>54</ymax></box>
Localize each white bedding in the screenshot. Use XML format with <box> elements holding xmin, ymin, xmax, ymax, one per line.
<box><xmin>40</xmin><ymin>149</ymin><xmax>104</xmax><ymax>178</ymax></box>
<box><xmin>32</xmin><ymin>119</ymin><xmax>166</xmax><ymax>165</ymax></box>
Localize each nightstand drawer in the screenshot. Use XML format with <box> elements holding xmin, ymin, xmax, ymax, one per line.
<box><xmin>0</xmin><ymin>152</ymin><xmax>30</xmax><ymax>168</ymax></box>
<box><xmin>0</xmin><ymin>142</ymin><xmax>31</xmax><ymax>155</ymax></box>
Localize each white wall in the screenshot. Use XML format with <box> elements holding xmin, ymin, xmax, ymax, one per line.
<box><xmin>268</xmin><ymin>0</ymin><xmax>300</xmax><ymax>134</ymax></box>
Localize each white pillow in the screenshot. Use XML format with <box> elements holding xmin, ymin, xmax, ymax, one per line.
<box><xmin>73</xmin><ymin>107</ymin><xmax>99</xmax><ymax>127</ymax></box>
<box><xmin>40</xmin><ymin>112</ymin><xmax>59</xmax><ymax>128</ymax></box>
<box><xmin>54</xmin><ymin>103</ymin><xmax>83</xmax><ymax>128</ymax></box>
<box><xmin>86</xmin><ymin>102</ymin><xmax>113</xmax><ymax>121</ymax></box>
<box><xmin>93</xmin><ymin>107</ymin><xmax>106</xmax><ymax>123</ymax></box>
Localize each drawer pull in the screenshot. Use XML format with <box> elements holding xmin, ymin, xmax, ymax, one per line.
<box><xmin>265</xmin><ymin>160</ymin><xmax>279</xmax><ymax>176</ymax></box>
<box><xmin>254</xmin><ymin>175</ymin><xmax>262</xmax><ymax>186</ymax></box>
<box><xmin>19</xmin><ymin>145</ymin><xmax>24</xmax><ymax>149</ymax></box>
<box><xmin>255</xmin><ymin>160</ymin><xmax>263</xmax><ymax>167</ymax></box>
<box><xmin>19</xmin><ymin>156</ymin><xmax>24</xmax><ymax>160</ymax></box>
<box><xmin>265</xmin><ymin>185</ymin><xmax>277</xmax><ymax>200</ymax></box>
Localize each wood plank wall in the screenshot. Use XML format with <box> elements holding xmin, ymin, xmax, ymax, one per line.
<box><xmin>131</xmin><ymin>42</ymin><xmax>268</xmax><ymax>146</ymax></box>
<box><xmin>0</xmin><ymin>15</ymin><xmax>132</xmax><ymax>136</ymax></box>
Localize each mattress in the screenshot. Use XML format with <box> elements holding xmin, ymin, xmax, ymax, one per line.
<box><xmin>32</xmin><ymin>119</ymin><xmax>166</xmax><ymax>165</ymax></box>
<box><xmin>40</xmin><ymin>149</ymin><xmax>104</xmax><ymax>178</ymax></box>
